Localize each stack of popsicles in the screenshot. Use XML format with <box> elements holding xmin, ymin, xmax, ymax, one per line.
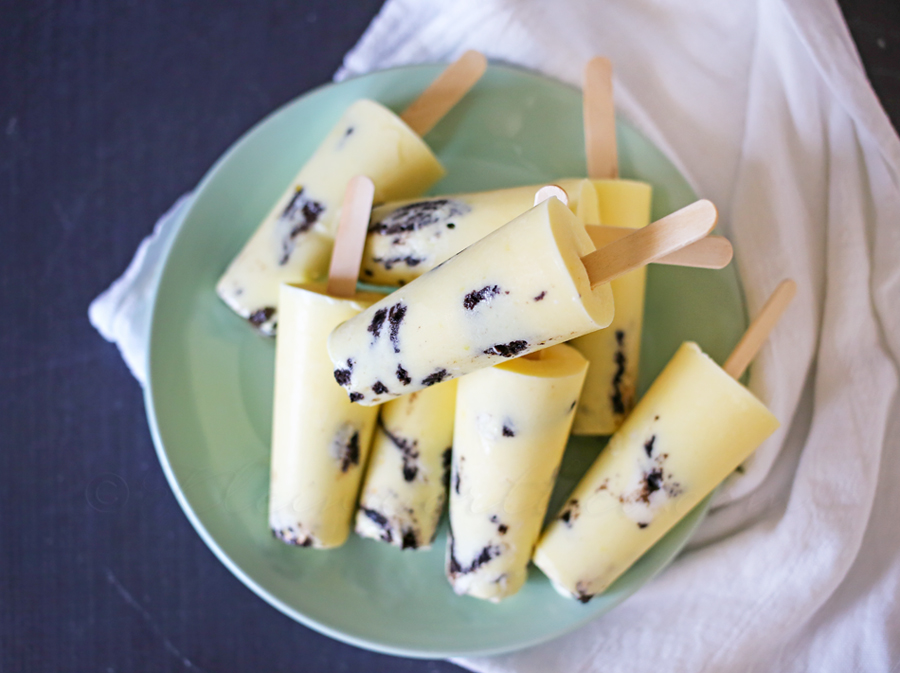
<box><xmin>220</xmin><ymin>53</ymin><xmax>792</xmax><ymax>606</ymax></box>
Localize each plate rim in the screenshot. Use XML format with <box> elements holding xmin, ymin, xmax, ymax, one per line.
<box><xmin>143</xmin><ymin>62</ymin><xmax>714</xmax><ymax>659</ymax></box>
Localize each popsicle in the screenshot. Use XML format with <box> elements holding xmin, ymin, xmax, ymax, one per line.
<box><xmin>268</xmin><ymin>176</ymin><xmax>382</xmax><ymax>548</ymax></box>
<box><xmin>569</xmin><ymin>57</ymin><xmax>651</xmax><ymax>436</ymax></box>
<box><xmin>360</xmin><ymin>178</ymin><xmax>729</xmax><ymax>287</ymax></box>
<box><xmin>447</xmin><ymin>344</ymin><xmax>588</xmax><ymax>601</ymax></box>
<box><xmin>328</xmin><ymin>195</ymin><xmax>719</xmax><ymax>406</ymax></box>
<box><xmin>355</xmin><ymin>379</ymin><xmax>457</xmax><ymax>550</ymax></box>
<box><xmin>533</xmin><ymin>280</ymin><xmax>796</xmax><ymax>601</ymax></box>
<box><xmin>217</xmin><ymin>51</ymin><xmax>487</xmax><ymax>335</ymax></box>
<box><xmin>362</xmin><ymin>178</ymin><xmax>596</xmax><ymax>285</ymax></box>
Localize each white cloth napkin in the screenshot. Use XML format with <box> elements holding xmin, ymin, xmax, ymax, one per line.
<box><xmin>91</xmin><ymin>0</ymin><xmax>900</xmax><ymax>669</ymax></box>
<box><xmin>89</xmin><ymin>194</ymin><xmax>193</xmax><ymax>384</ymax></box>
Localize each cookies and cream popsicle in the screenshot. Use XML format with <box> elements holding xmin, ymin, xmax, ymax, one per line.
<box><xmin>569</xmin><ymin>57</ymin><xmax>651</xmax><ymax>436</ymax></box>
<box><xmin>355</xmin><ymin>379</ymin><xmax>457</xmax><ymax>550</ymax></box>
<box><xmin>269</xmin><ymin>177</ymin><xmax>381</xmax><ymax>548</ymax></box>
<box><xmin>570</xmin><ymin>179</ymin><xmax>652</xmax><ymax>435</ymax></box>
<box><xmin>533</xmin><ymin>281</ymin><xmax>795</xmax><ymax>601</ymax></box>
<box><xmin>329</xmin><ymin>195</ymin><xmax>613</xmax><ymax>405</ymax></box>
<box><xmin>328</xmin><ymin>197</ymin><xmax>718</xmax><ymax>405</ymax></box>
<box><xmin>361</xmin><ymin>178</ymin><xmax>617</xmax><ymax>285</ymax></box>
<box><xmin>269</xmin><ymin>283</ymin><xmax>382</xmax><ymax>547</ymax></box>
<box><xmin>361</xmin><ymin>178</ymin><xmax>725</xmax><ymax>288</ymax></box>
<box><xmin>566</xmin><ymin>58</ymin><xmax>731</xmax><ymax>434</ymax></box>
<box><xmin>446</xmin><ymin>343</ymin><xmax>588</xmax><ymax>601</ymax></box>
<box><xmin>216</xmin><ymin>52</ymin><xmax>487</xmax><ymax>335</ymax></box>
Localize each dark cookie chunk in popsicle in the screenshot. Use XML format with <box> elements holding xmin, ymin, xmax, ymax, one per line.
<box><xmin>248</xmin><ymin>307</ymin><xmax>276</xmax><ymax>328</ymax></box>
<box><xmin>368</xmin><ymin>308</ymin><xmax>387</xmax><ymax>340</ymax></box>
<box><xmin>396</xmin><ymin>364</ymin><xmax>411</xmax><ymax>386</ymax></box>
<box><xmin>378</xmin><ymin>417</ymin><xmax>420</xmax><ymax>482</ymax></box>
<box><xmin>621</xmin><ymin>448</ymin><xmax>683</xmax><ymax>515</ymax></box>
<box><xmin>371</xmin><ymin>254</ymin><xmax>425</xmax><ymax>270</ymax></box>
<box><xmin>643</xmin><ymin>469</ymin><xmax>664</xmax><ymax>499</ymax></box>
<box><xmin>483</xmin><ymin>340</ymin><xmax>528</xmax><ymax>357</ymax></box>
<box><xmin>369</xmin><ymin>199</ymin><xmax>469</xmax><ymax>236</ymax></box>
<box><xmin>501</xmin><ymin>422</ymin><xmax>516</xmax><ymax>437</ymax></box>
<box><xmin>448</xmin><ymin>537</ymin><xmax>502</xmax><ymax>576</ymax></box>
<box><xmin>336</xmin><ymin>430</ymin><xmax>361</xmax><ymax>472</ymax></box>
<box><xmin>441</xmin><ymin>448</ymin><xmax>452</xmax><ymax>489</ymax></box>
<box><xmin>402</xmin><ymin>463</ymin><xmax>417</xmax><ymax>482</ymax></box>
<box><xmin>334</xmin><ymin>369</ymin><xmax>351</xmax><ymax>386</ymax></box>
<box><xmin>388</xmin><ymin>302</ymin><xmax>407</xmax><ymax>353</ymax></box>
<box><xmin>574</xmin><ymin>581</ymin><xmax>595</xmax><ymax>604</ymax></box>
<box><xmin>349</xmin><ymin>392</ymin><xmax>364</xmax><ymax>402</ymax></box>
<box><xmin>559</xmin><ymin>498</ymin><xmax>580</xmax><ymax>527</ymax></box>
<box><xmin>338</xmin><ymin>126</ymin><xmax>354</xmax><ymax>148</ymax></box>
<box><xmin>272</xmin><ymin>526</ymin><xmax>316</xmax><ymax>547</ymax></box>
<box><xmin>277</xmin><ymin>188</ymin><xmax>325</xmax><ymax>265</ymax></box>
<box><xmin>463</xmin><ymin>285</ymin><xmax>502</xmax><ymax>310</ymax></box>
<box><xmin>362</xmin><ymin>507</ymin><xmax>389</xmax><ymax>527</ymax></box>
<box><xmin>610</xmin><ymin>330</ymin><xmax>629</xmax><ymax>416</ymax></box>
<box><xmin>334</xmin><ymin>358</ymin><xmax>355</xmax><ymax>387</ymax></box>
<box><xmin>401</xmin><ymin>529</ymin><xmax>419</xmax><ymax>550</ymax></box>
<box><xmin>489</xmin><ymin>517</ymin><xmax>509</xmax><ymax>535</ymax></box>
<box><xmin>631</xmin><ymin>471</ymin><xmax>663</xmax><ymax>506</ymax></box>
<box><xmin>534</xmin><ymin>291</ymin><xmax>546</xmax><ymax>301</ymax></box>
<box><xmin>422</xmin><ymin>368</ymin><xmax>449</xmax><ymax>387</ymax></box>
<box><xmin>372</xmin><ymin>381</ymin><xmax>390</xmax><ymax>395</ymax></box>
<box><xmin>361</xmin><ymin>507</ymin><xmax>394</xmax><ymax>543</ymax></box>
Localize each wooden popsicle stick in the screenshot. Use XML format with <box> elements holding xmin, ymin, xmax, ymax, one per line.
<box><xmin>400</xmin><ymin>50</ymin><xmax>488</xmax><ymax>137</ymax></box>
<box><xmin>723</xmin><ymin>280</ymin><xmax>797</xmax><ymax>379</ymax></box>
<box><xmin>584</xmin><ymin>56</ymin><xmax>618</xmax><ymax>180</ymax></box>
<box><xmin>326</xmin><ymin>176</ymin><xmax>376</xmax><ymax>298</ymax></box>
<box><xmin>657</xmin><ymin>235</ymin><xmax>733</xmax><ymax>269</ymax></box>
<box><xmin>586</xmin><ymin>225</ymin><xmax>734</xmax><ymax>269</ymax></box>
<box><xmin>534</xmin><ymin>185</ymin><xmax>569</xmax><ymax>207</ymax></box>
<box><xmin>581</xmin><ymin>200</ymin><xmax>718</xmax><ymax>287</ymax></box>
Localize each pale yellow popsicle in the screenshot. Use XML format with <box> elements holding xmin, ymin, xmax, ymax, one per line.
<box><xmin>447</xmin><ymin>344</ymin><xmax>588</xmax><ymax>601</ymax></box>
<box><xmin>327</xmin><ymin>196</ymin><xmax>614</xmax><ymax>405</ymax></box>
<box><xmin>360</xmin><ymin>178</ymin><xmax>631</xmax><ymax>286</ymax></box>
<box><xmin>269</xmin><ymin>283</ymin><xmax>382</xmax><ymax>548</ymax></box>
<box><xmin>217</xmin><ymin>99</ymin><xmax>445</xmax><ymax>335</ymax></box>
<box><xmin>361</xmin><ymin>177</ymin><xmax>652</xmax><ymax>433</ymax></box>
<box><xmin>570</xmin><ymin>179</ymin><xmax>652</xmax><ymax>435</ymax></box>
<box><xmin>533</xmin><ymin>341</ymin><xmax>779</xmax><ymax>601</ymax></box>
<box><xmin>355</xmin><ymin>380</ymin><xmax>457</xmax><ymax>550</ymax></box>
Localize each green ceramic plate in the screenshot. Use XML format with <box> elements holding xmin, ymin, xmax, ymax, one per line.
<box><xmin>145</xmin><ymin>64</ymin><xmax>746</xmax><ymax>658</ymax></box>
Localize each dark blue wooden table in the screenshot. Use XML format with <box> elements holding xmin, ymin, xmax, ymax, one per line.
<box><xmin>2</xmin><ymin>1</ymin><xmax>897</xmax><ymax>670</ymax></box>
